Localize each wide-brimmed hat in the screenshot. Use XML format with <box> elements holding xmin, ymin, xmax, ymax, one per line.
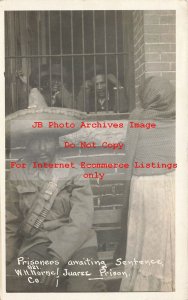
<box><xmin>29</xmin><ymin>64</ymin><xmax>69</xmax><ymax>88</ymax></box>
<box><xmin>6</xmin><ymin>106</ymin><xmax>86</xmax><ymax>148</ymax></box>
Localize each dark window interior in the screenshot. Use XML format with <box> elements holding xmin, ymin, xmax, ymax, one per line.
<box><xmin>5</xmin><ymin>11</ymin><xmax>135</xmax><ymax>116</ymax></box>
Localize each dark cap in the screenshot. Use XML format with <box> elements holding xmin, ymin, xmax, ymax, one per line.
<box><xmin>29</xmin><ymin>64</ymin><xmax>68</xmax><ymax>88</ymax></box>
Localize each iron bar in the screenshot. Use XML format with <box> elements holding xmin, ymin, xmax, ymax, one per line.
<box><xmin>6</xmin><ymin>51</ymin><xmax>128</xmax><ymax>59</ymax></box>
<box><xmin>70</xmin><ymin>11</ymin><xmax>75</xmax><ymax>108</ymax></box>
<box><xmin>81</xmin><ymin>11</ymin><xmax>86</xmax><ymax>111</ymax></box>
<box><xmin>59</xmin><ymin>11</ymin><xmax>64</xmax><ymax>107</ymax></box>
<box><xmin>48</xmin><ymin>11</ymin><xmax>52</xmax><ymax>106</ymax></box>
<box><xmin>115</xmin><ymin>10</ymin><xmax>119</xmax><ymax>113</ymax></box>
<box><xmin>93</xmin><ymin>11</ymin><xmax>97</xmax><ymax>113</ymax></box>
<box><xmin>104</xmin><ymin>11</ymin><xmax>108</xmax><ymax>111</ymax></box>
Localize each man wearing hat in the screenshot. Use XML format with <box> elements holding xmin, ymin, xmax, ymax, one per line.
<box><xmin>77</xmin><ymin>65</ymin><xmax>128</xmax><ymax>113</ymax></box>
<box><xmin>18</xmin><ymin>64</ymin><xmax>73</xmax><ymax>109</ymax></box>
<box><xmin>6</xmin><ymin>105</ymin><xmax>106</xmax><ymax>292</ymax></box>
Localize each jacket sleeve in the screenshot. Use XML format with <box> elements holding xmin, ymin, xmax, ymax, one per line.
<box><xmin>77</xmin><ymin>86</ymin><xmax>91</xmax><ymax>112</ymax></box>
<box><xmin>47</xmin><ymin>168</ymin><xmax>94</xmax><ymax>264</ymax></box>
<box><xmin>6</xmin><ymin>179</ymin><xmax>23</xmax><ymax>264</ymax></box>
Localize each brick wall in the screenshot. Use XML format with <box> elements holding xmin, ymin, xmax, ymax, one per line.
<box><xmin>133</xmin><ymin>11</ymin><xmax>145</xmax><ymax>100</ymax></box>
<box><xmin>133</xmin><ymin>10</ymin><xmax>176</xmax><ymax>103</ymax></box>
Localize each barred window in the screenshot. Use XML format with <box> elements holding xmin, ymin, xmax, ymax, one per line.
<box><xmin>5</xmin><ymin>11</ymin><xmax>135</xmax><ymax>116</ymax></box>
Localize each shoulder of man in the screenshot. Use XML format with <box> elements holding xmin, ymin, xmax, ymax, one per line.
<box><xmin>54</xmin><ymin>154</ymin><xmax>87</xmax><ymax>187</ymax></box>
<box><xmin>8</xmin><ymin>157</ymin><xmax>29</xmax><ymax>182</ymax></box>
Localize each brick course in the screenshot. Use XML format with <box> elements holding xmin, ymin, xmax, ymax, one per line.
<box><xmin>133</xmin><ymin>10</ymin><xmax>176</xmax><ymax>103</ymax></box>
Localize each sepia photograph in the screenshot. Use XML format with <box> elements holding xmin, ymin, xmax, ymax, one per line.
<box><xmin>2</xmin><ymin>3</ymin><xmax>186</xmax><ymax>298</ymax></box>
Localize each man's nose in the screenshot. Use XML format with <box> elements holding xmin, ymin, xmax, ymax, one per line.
<box><xmin>39</xmin><ymin>140</ymin><xmax>46</xmax><ymax>151</ymax></box>
<box><xmin>52</xmin><ymin>81</ymin><xmax>60</xmax><ymax>89</ymax></box>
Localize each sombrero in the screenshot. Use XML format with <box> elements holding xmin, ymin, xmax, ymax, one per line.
<box><xmin>29</xmin><ymin>64</ymin><xmax>69</xmax><ymax>88</ymax></box>
<box><xmin>6</xmin><ymin>106</ymin><xmax>86</xmax><ymax>148</ymax></box>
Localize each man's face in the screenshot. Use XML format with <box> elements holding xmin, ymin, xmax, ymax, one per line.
<box><xmin>93</xmin><ymin>74</ymin><xmax>107</xmax><ymax>99</ymax></box>
<box><xmin>41</xmin><ymin>75</ymin><xmax>67</xmax><ymax>105</ymax></box>
<box><xmin>42</xmin><ymin>75</ymin><xmax>62</xmax><ymax>91</ymax></box>
<box><xmin>51</xmin><ymin>76</ymin><xmax>61</xmax><ymax>94</ymax></box>
<box><xmin>26</xmin><ymin>136</ymin><xmax>57</xmax><ymax>162</ymax></box>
